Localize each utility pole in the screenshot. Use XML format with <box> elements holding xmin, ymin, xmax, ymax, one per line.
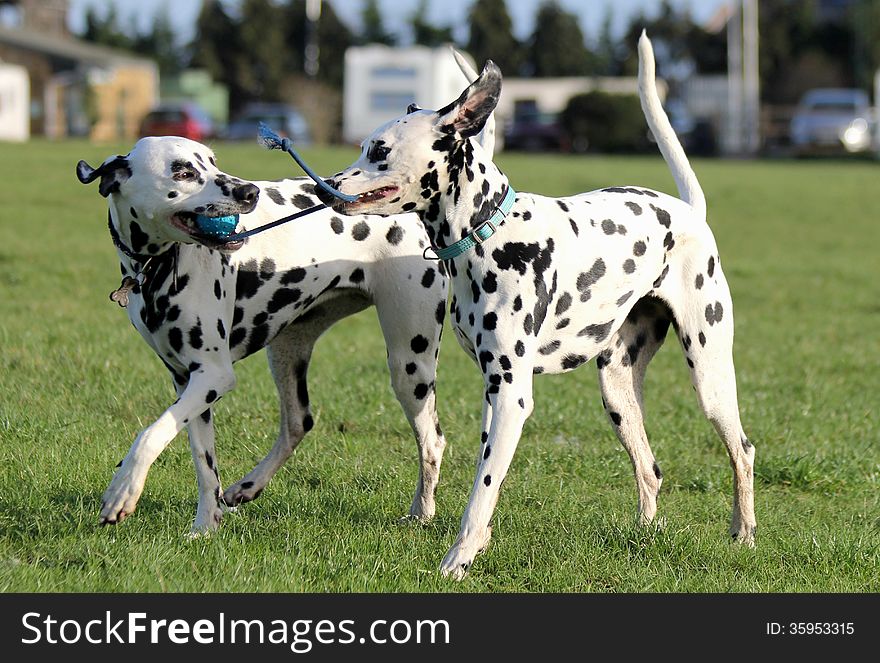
<box><xmin>742</xmin><ymin>0</ymin><xmax>760</xmax><ymax>154</ymax></box>
<box><xmin>726</xmin><ymin>1</ymin><xmax>743</xmax><ymax>154</ymax></box>
<box><xmin>727</xmin><ymin>0</ymin><xmax>760</xmax><ymax>156</ymax></box>
<box><xmin>305</xmin><ymin>0</ymin><xmax>321</xmax><ymax>78</ymax></box>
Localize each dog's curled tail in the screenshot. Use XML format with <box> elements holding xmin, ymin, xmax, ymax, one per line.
<box><xmin>638</xmin><ymin>30</ymin><xmax>706</xmax><ymax>221</ymax></box>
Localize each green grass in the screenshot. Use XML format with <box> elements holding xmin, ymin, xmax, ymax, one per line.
<box><xmin>0</xmin><ymin>140</ymin><xmax>878</xmax><ymax>592</ymax></box>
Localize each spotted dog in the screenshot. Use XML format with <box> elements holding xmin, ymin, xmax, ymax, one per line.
<box><xmin>76</xmin><ymin>138</ymin><xmax>453</xmax><ymax>533</ymax></box>
<box><xmin>322</xmin><ymin>33</ymin><xmax>756</xmax><ymax>578</ymax></box>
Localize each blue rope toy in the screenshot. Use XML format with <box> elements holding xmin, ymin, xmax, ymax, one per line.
<box><xmin>257</xmin><ymin>122</ymin><xmax>357</xmax><ymax>203</ymax></box>
<box><xmin>194</xmin><ymin>123</ymin><xmax>357</xmax><ymax>241</ymax></box>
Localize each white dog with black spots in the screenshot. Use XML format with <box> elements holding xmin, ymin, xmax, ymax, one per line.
<box><xmin>76</xmin><ymin>47</ymin><xmax>496</xmax><ymax>535</ymax></box>
<box><xmin>321</xmin><ymin>33</ymin><xmax>756</xmax><ymax>579</ymax></box>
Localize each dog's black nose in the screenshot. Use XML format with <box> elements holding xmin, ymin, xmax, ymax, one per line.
<box><xmin>315</xmin><ymin>180</ymin><xmax>338</xmax><ymax>205</ymax></box>
<box><xmin>233</xmin><ymin>182</ymin><xmax>260</xmax><ymax>206</ymax></box>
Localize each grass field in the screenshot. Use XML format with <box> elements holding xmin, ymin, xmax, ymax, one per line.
<box><xmin>0</xmin><ymin>139</ymin><xmax>877</xmax><ymax>592</ymax></box>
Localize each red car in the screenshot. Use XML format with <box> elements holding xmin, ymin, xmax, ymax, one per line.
<box><xmin>139</xmin><ymin>102</ymin><xmax>215</xmax><ymax>141</ymax></box>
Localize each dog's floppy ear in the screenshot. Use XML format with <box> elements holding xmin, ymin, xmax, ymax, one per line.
<box><xmin>436</xmin><ymin>60</ymin><xmax>502</xmax><ymax>139</ymax></box>
<box><xmin>76</xmin><ymin>156</ymin><xmax>132</xmax><ymax>198</ymax></box>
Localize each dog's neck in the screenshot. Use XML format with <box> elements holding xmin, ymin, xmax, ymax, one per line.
<box><xmin>421</xmin><ymin>137</ymin><xmax>510</xmax><ymax>252</ymax></box>
<box><xmin>108</xmin><ymin>198</ymin><xmax>175</xmax><ymax>265</ymax></box>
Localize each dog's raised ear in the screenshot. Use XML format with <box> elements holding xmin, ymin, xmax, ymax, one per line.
<box><xmin>76</xmin><ymin>156</ymin><xmax>132</xmax><ymax>197</ymax></box>
<box><xmin>436</xmin><ymin>60</ymin><xmax>502</xmax><ymax>139</ymax></box>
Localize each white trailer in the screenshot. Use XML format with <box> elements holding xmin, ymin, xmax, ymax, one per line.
<box><xmin>0</xmin><ymin>63</ymin><xmax>29</xmax><ymax>141</ymax></box>
<box><xmin>343</xmin><ymin>44</ymin><xmax>476</xmax><ymax>145</ymax></box>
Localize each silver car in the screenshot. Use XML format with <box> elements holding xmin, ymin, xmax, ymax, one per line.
<box><xmin>790</xmin><ymin>88</ymin><xmax>875</xmax><ymax>155</ymax></box>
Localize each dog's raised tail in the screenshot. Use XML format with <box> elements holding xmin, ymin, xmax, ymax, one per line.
<box><xmin>638</xmin><ymin>30</ymin><xmax>706</xmax><ymax>221</ymax></box>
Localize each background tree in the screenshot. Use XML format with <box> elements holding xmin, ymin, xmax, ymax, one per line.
<box><xmin>466</xmin><ymin>0</ymin><xmax>523</xmax><ymax>76</ymax></box>
<box><xmin>283</xmin><ymin>0</ymin><xmax>354</xmax><ymax>88</ymax></box>
<box><xmin>81</xmin><ymin>4</ymin><xmax>132</xmax><ymax>50</ymax></box>
<box><xmin>411</xmin><ymin>0</ymin><xmax>453</xmax><ymax>47</ymax></box>
<box><xmin>131</xmin><ymin>4</ymin><xmax>183</xmax><ymax>76</ymax></box>
<box><xmin>526</xmin><ymin>0</ymin><xmax>595</xmax><ymax>76</ymax></box>
<box><xmin>236</xmin><ymin>0</ymin><xmax>289</xmax><ymax>103</ymax></box>
<box><xmin>361</xmin><ymin>0</ymin><xmax>395</xmax><ymax>45</ymax></box>
<box><xmin>190</xmin><ymin>0</ymin><xmax>248</xmax><ymax>113</ymax></box>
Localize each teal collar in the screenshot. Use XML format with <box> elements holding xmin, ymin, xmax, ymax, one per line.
<box><xmin>431</xmin><ymin>186</ymin><xmax>516</xmax><ymax>261</ymax></box>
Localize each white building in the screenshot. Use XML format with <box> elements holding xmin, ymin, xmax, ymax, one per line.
<box><xmin>0</xmin><ymin>62</ymin><xmax>29</xmax><ymax>141</ymax></box>
<box><xmin>343</xmin><ymin>44</ymin><xmax>478</xmax><ymax>145</ymax></box>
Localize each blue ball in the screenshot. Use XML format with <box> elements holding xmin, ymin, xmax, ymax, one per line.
<box><xmin>195</xmin><ymin>213</ymin><xmax>239</xmax><ymax>237</ymax></box>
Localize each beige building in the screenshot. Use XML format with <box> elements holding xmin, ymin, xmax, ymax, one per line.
<box><xmin>0</xmin><ymin>0</ymin><xmax>158</xmax><ymax>140</ymax></box>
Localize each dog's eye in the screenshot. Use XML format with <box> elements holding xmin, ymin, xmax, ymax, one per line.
<box><xmin>173</xmin><ymin>170</ymin><xmax>195</xmax><ymax>181</ymax></box>
<box><xmin>367</xmin><ymin>143</ymin><xmax>390</xmax><ymax>163</ymax></box>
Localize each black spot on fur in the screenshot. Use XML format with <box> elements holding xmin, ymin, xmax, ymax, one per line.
<box><xmin>705</xmin><ymin>302</ymin><xmax>724</xmax><ymax>325</ymax></box>
<box><xmin>555</xmin><ymin>292</ymin><xmax>572</xmax><ymax>315</ymax></box>
<box><xmin>350</xmin><ymin>268</ymin><xmax>365</xmax><ymax>283</ymax></box>
<box><xmin>623</xmin><ymin>259</ymin><xmax>635</xmax><ymax>274</ymax></box>
<box><xmin>478</xmin><ymin>350</ymin><xmax>494</xmax><ymax>373</ymax></box>
<box><xmin>698</xmin><ymin>331</ymin><xmax>706</xmax><ymax>346</ymax></box>
<box><xmin>266</xmin><ymin>188</ymin><xmax>285</xmax><ymax>205</ymax></box>
<box><xmin>609</xmin><ymin>411</ymin><xmax>622</xmax><ymax>425</ymax></box>
<box><xmin>539</xmin><ymin>340</ymin><xmax>560</xmax><ymax>355</ymax></box>
<box><xmin>291</xmin><ymin>194</ymin><xmax>313</xmax><ymax>210</ymax></box>
<box><xmin>484</xmin><ymin>475</ymin><xmax>492</xmax><ymax>486</ymax></box>
<box><xmin>330</xmin><ymin>217</ymin><xmax>344</xmax><ymax>234</ymax></box>
<box><xmin>129</xmin><ymin>222</ymin><xmax>149</xmax><ymax>253</ymax></box>
<box><xmin>633</xmin><ymin>240</ymin><xmax>646</xmax><ymax>256</ymax></box>
<box><xmin>653</xmin><ymin>264</ymin><xmax>670</xmax><ymax>288</ymax></box>
<box><xmin>281</xmin><ymin>268</ymin><xmax>307</xmax><ymax>284</ymax></box>
<box><xmin>482</xmin><ymin>271</ymin><xmax>497</xmax><ymax>293</ymax></box>
<box><xmin>421</xmin><ymin>268</ymin><xmax>435</xmax><ymax>288</ymax></box>
<box><xmin>188</xmin><ymin>322</ymin><xmax>203</xmax><ymax>349</ymax></box>
<box><xmin>414</xmin><ymin>383</ymin><xmax>429</xmax><ymax>399</ymax></box>
<box><xmin>650</xmin><ymin>204</ymin><xmax>671</xmax><ymax>228</ymax></box>
<box><xmin>268</xmin><ymin>287</ymin><xmax>302</xmax><ymax>313</ymax></box>
<box><xmin>578</xmin><ymin>320</ymin><xmax>614</xmax><ymax>341</ymax></box>
<box><xmin>625</xmin><ymin>201</ymin><xmax>642</xmax><ymax>215</ymax></box>
<box><xmin>483</xmin><ymin>312</ymin><xmax>497</xmax><ymax>330</ymax></box>
<box><xmin>561</xmin><ymin>354</ymin><xmax>587</xmax><ymax>370</ymax></box>
<box><xmin>206</xmin><ymin>390</ymin><xmax>217</xmax><ymax>403</ymax></box>
<box><xmin>411</xmin><ymin>335</ymin><xmax>429</xmax><ymax>353</ymax></box>
<box><xmin>616</xmin><ymin>291</ymin><xmax>633</xmax><ymax>307</ymax></box>
<box><xmin>386</xmin><ymin>225</ymin><xmax>404</xmax><ymax>245</ymax></box>
<box><xmin>708</xmin><ymin>256</ymin><xmax>715</xmax><ymax>278</ymax></box>
<box><xmin>168</xmin><ymin>327</ymin><xmax>183</xmax><ymax>353</ymax></box>
<box><xmin>492</xmin><ymin>242</ymin><xmax>540</xmax><ymax>275</ymax></box>
<box><xmin>515</xmin><ymin>340</ymin><xmax>525</xmax><ymax>357</ymax></box>
<box><xmin>695</xmin><ymin>273</ymin><xmax>704</xmax><ymax>289</ymax></box>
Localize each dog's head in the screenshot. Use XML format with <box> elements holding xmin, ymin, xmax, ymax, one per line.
<box><xmin>320</xmin><ymin>61</ymin><xmax>502</xmax><ymax>218</ymax></box>
<box><xmin>77</xmin><ymin>136</ymin><xmax>259</xmax><ymax>253</ymax></box>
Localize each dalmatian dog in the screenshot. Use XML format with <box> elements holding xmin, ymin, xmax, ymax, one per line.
<box><xmin>321</xmin><ymin>32</ymin><xmax>756</xmax><ymax>579</ymax></box>
<box><xmin>76</xmin><ymin>51</ymin><xmax>493</xmax><ymax>535</ymax></box>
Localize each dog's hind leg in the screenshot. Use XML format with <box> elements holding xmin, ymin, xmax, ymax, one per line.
<box><xmin>223</xmin><ymin>295</ymin><xmax>369</xmax><ymax>507</ymax></box>
<box><xmin>375</xmin><ymin>286</ymin><xmax>448</xmax><ymax>522</ymax></box>
<box><xmin>662</xmin><ymin>258</ymin><xmax>756</xmax><ymax>544</ymax></box>
<box><xmin>596</xmin><ymin>297</ymin><xmax>671</xmax><ymax>524</ymax></box>
<box><xmin>100</xmin><ymin>363</ymin><xmax>236</xmax><ymax>525</ymax></box>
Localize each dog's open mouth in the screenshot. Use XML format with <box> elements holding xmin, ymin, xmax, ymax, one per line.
<box><xmin>171</xmin><ymin>212</ymin><xmax>245</xmax><ymax>251</ymax></box>
<box><xmin>357</xmin><ymin>185</ymin><xmax>398</xmax><ymax>203</ymax></box>
<box><xmin>333</xmin><ymin>185</ymin><xmax>399</xmax><ymax>211</ymax></box>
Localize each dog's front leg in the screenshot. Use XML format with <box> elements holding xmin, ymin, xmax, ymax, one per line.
<box><xmin>441</xmin><ymin>370</ymin><xmax>534</xmax><ymax>580</ymax></box>
<box><xmin>100</xmin><ymin>367</ymin><xmax>236</xmax><ymax>526</ymax></box>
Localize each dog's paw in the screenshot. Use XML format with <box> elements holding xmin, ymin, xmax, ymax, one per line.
<box><xmin>731</xmin><ymin>524</ymin><xmax>757</xmax><ymax>548</ymax></box>
<box><xmin>99</xmin><ymin>466</ymin><xmax>145</xmax><ymax>525</ymax></box>
<box><xmin>222</xmin><ymin>480</ymin><xmax>263</xmax><ymax>507</ymax></box>
<box><xmin>439</xmin><ymin>526</ymin><xmax>492</xmax><ymax>580</ymax></box>
<box><xmin>189</xmin><ymin>504</ymin><xmax>224</xmax><ymax>536</ymax></box>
